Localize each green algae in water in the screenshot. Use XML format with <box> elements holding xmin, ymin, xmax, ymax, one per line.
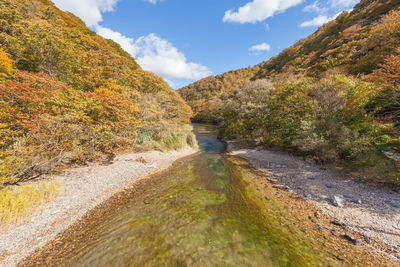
<box><xmin>56</xmin><ymin>125</ymin><xmax>339</xmax><ymax>267</ymax></box>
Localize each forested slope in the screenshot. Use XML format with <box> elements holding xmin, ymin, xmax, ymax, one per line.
<box><xmin>179</xmin><ymin>0</ymin><xmax>400</xmax><ymax>184</ymax></box>
<box><xmin>0</xmin><ymin>0</ymin><xmax>195</xmax><ymax>185</ymax></box>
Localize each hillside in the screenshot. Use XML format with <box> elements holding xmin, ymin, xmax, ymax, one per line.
<box><xmin>0</xmin><ymin>0</ymin><xmax>195</xmax><ymax>185</ymax></box>
<box><xmin>178</xmin><ymin>68</ymin><xmax>259</xmax><ymax>122</ymax></box>
<box><xmin>180</xmin><ymin>0</ymin><xmax>400</xmax><ymax>119</ymax></box>
<box><xmin>179</xmin><ymin>0</ymin><xmax>400</xmax><ymax>184</ymax></box>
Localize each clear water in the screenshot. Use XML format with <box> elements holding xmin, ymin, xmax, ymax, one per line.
<box><xmin>56</xmin><ymin>124</ymin><xmax>338</xmax><ymax>267</ymax></box>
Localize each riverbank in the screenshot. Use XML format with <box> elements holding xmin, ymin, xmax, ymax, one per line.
<box><xmin>21</xmin><ymin>150</ymin><xmax>400</xmax><ymax>266</ymax></box>
<box><xmin>0</xmin><ymin>147</ymin><xmax>198</xmax><ymax>267</ymax></box>
<box><xmin>227</xmin><ymin>141</ymin><xmax>400</xmax><ymax>259</ymax></box>
<box><xmin>14</xmin><ymin>123</ymin><xmax>400</xmax><ymax>266</ymax></box>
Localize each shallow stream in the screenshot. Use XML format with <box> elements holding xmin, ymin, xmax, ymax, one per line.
<box><xmin>49</xmin><ymin>124</ymin><xmax>345</xmax><ymax>266</ymax></box>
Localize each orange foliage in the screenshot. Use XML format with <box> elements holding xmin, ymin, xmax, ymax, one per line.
<box><xmin>91</xmin><ymin>87</ymin><xmax>138</xmax><ymax>132</ymax></box>
<box><xmin>370</xmin><ymin>49</ymin><xmax>400</xmax><ymax>88</ymax></box>
<box><xmin>0</xmin><ymin>71</ymin><xmax>64</xmax><ymax>141</ymax></box>
<box><xmin>0</xmin><ymin>0</ymin><xmax>194</xmax><ymax>184</ymax></box>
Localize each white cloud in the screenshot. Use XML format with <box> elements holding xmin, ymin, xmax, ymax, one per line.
<box><xmin>95</xmin><ymin>26</ymin><xmax>211</xmax><ymax>80</ymax></box>
<box><xmin>133</xmin><ymin>34</ymin><xmax>212</xmax><ymax>80</ymax></box>
<box><xmin>95</xmin><ymin>25</ymin><xmax>138</xmax><ymax>55</ymax></box>
<box><xmin>53</xmin><ymin>1</ymin><xmax>210</xmax><ymax>82</ymax></box>
<box><xmin>146</xmin><ymin>0</ymin><xmax>162</xmax><ymax>3</ymax></box>
<box><xmin>329</xmin><ymin>0</ymin><xmax>358</xmax><ymax>8</ymax></box>
<box><xmin>249</xmin><ymin>42</ymin><xmax>271</xmax><ymax>52</ymax></box>
<box><xmin>223</xmin><ymin>0</ymin><xmax>304</xmax><ymax>24</ymax></box>
<box><xmin>303</xmin><ymin>1</ymin><xmax>328</xmax><ymax>13</ymax></box>
<box><xmin>53</xmin><ymin>0</ymin><xmax>119</xmax><ymax>26</ymax></box>
<box><xmin>299</xmin><ymin>15</ymin><xmax>330</xmax><ymax>27</ymax></box>
<box><xmin>299</xmin><ymin>12</ymin><xmax>340</xmax><ymax>27</ymax></box>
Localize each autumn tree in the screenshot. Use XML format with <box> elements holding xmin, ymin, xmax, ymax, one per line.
<box><xmin>369</xmin><ymin>49</ymin><xmax>400</xmax><ymax>121</ymax></box>
<box><xmin>0</xmin><ymin>49</ymin><xmax>15</xmax><ymax>80</ymax></box>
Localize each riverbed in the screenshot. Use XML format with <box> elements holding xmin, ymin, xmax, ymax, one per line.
<box><xmin>20</xmin><ymin>124</ymin><xmax>399</xmax><ymax>266</ymax></box>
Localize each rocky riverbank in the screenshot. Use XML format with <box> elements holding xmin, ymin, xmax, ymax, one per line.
<box><xmin>0</xmin><ymin>147</ymin><xmax>198</xmax><ymax>267</ymax></box>
<box><xmin>227</xmin><ymin>141</ymin><xmax>400</xmax><ymax>259</ymax></box>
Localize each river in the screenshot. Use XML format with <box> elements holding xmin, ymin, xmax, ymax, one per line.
<box><xmin>26</xmin><ymin>124</ymin><xmax>392</xmax><ymax>266</ymax></box>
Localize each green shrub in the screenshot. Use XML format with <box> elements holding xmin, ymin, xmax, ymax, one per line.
<box><xmin>293</xmin><ymin>75</ymin><xmax>376</xmax><ymax>162</ymax></box>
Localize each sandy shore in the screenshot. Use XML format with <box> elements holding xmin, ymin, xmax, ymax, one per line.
<box><xmin>227</xmin><ymin>141</ymin><xmax>400</xmax><ymax>258</ymax></box>
<box><xmin>0</xmin><ymin>147</ymin><xmax>198</xmax><ymax>267</ymax></box>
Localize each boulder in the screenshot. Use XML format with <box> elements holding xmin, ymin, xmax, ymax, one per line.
<box><xmin>332</xmin><ymin>194</ymin><xmax>346</xmax><ymax>207</ymax></box>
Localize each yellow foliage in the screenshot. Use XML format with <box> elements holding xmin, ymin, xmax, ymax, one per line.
<box><xmin>0</xmin><ymin>49</ymin><xmax>15</xmax><ymax>80</ymax></box>
<box><xmin>0</xmin><ymin>0</ymin><xmax>193</xmax><ymax>185</ymax></box>
<box><xmin>0</xmin><ymin>181</ymin><xmax>60</xmax><ymax>224</ymax></box>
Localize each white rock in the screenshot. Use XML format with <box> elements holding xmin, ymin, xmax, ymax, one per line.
<box><xmin>332</xmin><ymin>194</ymin><xmax>346</xmax><ymax>207</ymax></box>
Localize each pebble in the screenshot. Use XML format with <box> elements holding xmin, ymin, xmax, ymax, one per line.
<box><xmin>51</xmin><ymin>209</ymin><xmax>61</xmax><ymax>215</ymax></box>
<box><xmin>331</xmin><ymin>220</ymin><xmax>346</xmax><ymax>227</ymax></box>
<box><xmin>308</xmin><ymin>175</ymin><xmax>316</xmax><ymax>180</ymax></box>
<box><xmin>344</xmin><ymin>194</ymin><xmax>354</xmax><ymax>199</ymax></box>
<box><xmin>260</xmin><ymin>164</ymin><xmax>266</xmax><ymax>168</ymax></box>
<box><xmin>326</xmin><ymin>183</ymin><xmax>334</xmax><ymax>188</ymax></box>
<box><xmin>284</xmin><ymin>185</ymin><xmax>294</xmax><ymax>193</ymax></box>
<box><xmin>332</xmin><ymin>194</ymin><xmax>346</xmax><ymax>207</ymax></box>
<box><xmin>341</xmin><ymin>234</ymin><xmax>359</xmax><ymax>245</ymax></box>
<box><xmin>304</xmin><ymin>193</ymin><xmax>311</xmax><ymax>198</ymax></box>
<box><xmin>297</xmin><ymin>186</ymin><xmax>303</xmax><ymax>190</ymax></box>
<box><xmin>352</xmin><ymin>198</ymin><xmax>362</xmax><ymax>204</ymax></box>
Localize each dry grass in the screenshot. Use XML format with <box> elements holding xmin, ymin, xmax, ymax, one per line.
<box><xmin>0</xmin><ymin>181</ymin><xmax>60</xmax><ymax>225</ymax></box>
<box><xmin>133</xmin><ymin>124</ymin><xmax>198</xmax><ymax>152</ymax></box>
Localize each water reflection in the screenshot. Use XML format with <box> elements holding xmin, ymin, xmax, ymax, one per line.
<box><xmin>192</xmin><ymin>123</ymin><xmax>225</xmax><ymax>154</ymax></box>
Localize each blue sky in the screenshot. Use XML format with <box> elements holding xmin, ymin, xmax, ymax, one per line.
<box><xmin>53</xmin><ymin>0</ymin><xmax>358</xmax><ymax>89</ymax></box>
